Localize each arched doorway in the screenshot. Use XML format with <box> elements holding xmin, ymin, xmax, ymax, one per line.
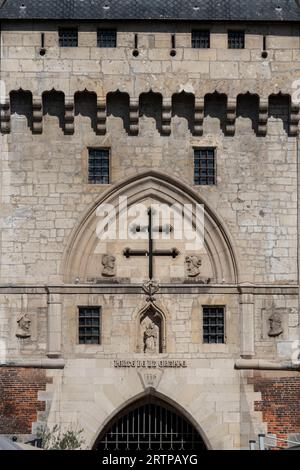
<box><xmin>94</xmin><ymin>396</ymin><xmax>207</xmax><ymax>452</ymax></box>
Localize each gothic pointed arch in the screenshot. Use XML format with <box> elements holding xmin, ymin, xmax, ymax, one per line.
<box><xmin>92</xmin><ymin>389</ymin><xmax>210</xmax><ymax>451</ymax></box>
<box><xmin>61</xmin><ymin>171</ymin><xmax>239</xmax><ymax>284</ymax></box>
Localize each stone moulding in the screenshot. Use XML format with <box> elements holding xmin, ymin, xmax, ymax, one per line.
<box><xmin>235</xmin><ymin>359</ymin><xmax>300</xmax><ymax>371</ymax></box>
<box><xmin>0</xmin><ymin>285</ymin><xmax>297</xmax><ymax>295</ymax></box>
<box><xmin>0</xmin><ymin>359</ymin><xmax>65</xmax><ymax>369</ymax></box>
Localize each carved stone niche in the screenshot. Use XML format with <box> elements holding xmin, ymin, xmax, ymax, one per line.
<box><xmin>137</xmin><ymin>304</ymin><xmax>166</xmax><ymax>354</ymax></box>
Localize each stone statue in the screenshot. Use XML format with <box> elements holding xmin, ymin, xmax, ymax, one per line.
<box><xmin>16</xmin><ymin>314</ymin><xmax>31</xmax><ymax>339</ymax></box>
<box><xmin>268</xmin><ymin>312</ymin><xmax>283</xmax><ymax>337</ymax></box>
<box><xmin>102</xmin><ymin>253</ymin><xmax>116</xmax><ymax>277</ymax></box>
<box><xmin>185</xmin><ymin>255</ymin><xmax>202</xmax><ymax>277</ymax></box>
<box><xmin>144</xmin><ymin>321</ymin><xmax>159</xmax><ymax>354</ymax></box>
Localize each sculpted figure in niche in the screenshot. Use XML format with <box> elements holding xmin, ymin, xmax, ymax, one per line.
<box><xmin>16</xmin><ymin>314</ymin><xmax>31</xmax><ymax>339</ymax></box>
<box><xmin>185</xmin><ymin>255</ymin><xmax>202</xmax><ymax>277</ymax></box>
<box><xmin>102</xmin><ymin>253</ymin><xmax>116</xmax><ymax>277</ymax></box>
<box><xmin>268</xmin><ymin>312</ymin><xmax>284</xmax><ymax>337</ymax></box>
<box><xmin>144</xmin><ymin>321</ymin><xmax>159</xmax><ymax>355</ymax></box>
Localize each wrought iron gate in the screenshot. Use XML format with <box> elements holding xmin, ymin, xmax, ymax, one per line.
<box><xmin>96</xmin><ymin>399</ymin><xmax>207</xmax><ymax>451</ymax></box>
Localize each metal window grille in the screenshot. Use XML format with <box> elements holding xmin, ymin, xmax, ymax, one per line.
<box><xmin>97</xmin><ymin>29</ymin><xmax>117</xmax><ymax>47</ymax></box>
<box><xmin>59</xmin><ymin>28</ymin><xmax>78</xmax><ymax>47</ymax></box>
<box><xmin>88</xmin><ymin>148</ymin><xmax>110</xmax><ymax>184</ymax></box>
<box><xmin>97</xmin><ymin>402</ymin><xmax>207</xmax><ymax>451</ymax></box>
<box><xmin>79</xmin><ymin>307</ymin><xmax>101</xmax><ymax>345</ymax></box>
<box><xmin>194</xmin><ymin>148</ymin><xmax>215</xmax><ymax>186</ymax></box>
<box><xmin>228</xmin><ymin>30</ymin><xmax>245</xmax><ymax>49</ymax></box>
<box><xmin>192</xmin><ymin>30</ymin><xmax>210</xmax><ymax>49</ymax></box>
<box><xmin>203</xmin><ymin>307</ymin><xmax>225</xmax><ymax>344</ymax></box>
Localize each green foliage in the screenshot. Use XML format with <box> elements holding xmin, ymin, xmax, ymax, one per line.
<box><xmin>36</xmin><ymin>424</ymin><xmax>86</xmax><ymax>450</ymax></box>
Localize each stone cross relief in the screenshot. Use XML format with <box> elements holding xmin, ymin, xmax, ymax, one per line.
<box><xmin>16</xmin><ymin>314</ymin><xmax>31</xmax><ymax>339</ymax></box>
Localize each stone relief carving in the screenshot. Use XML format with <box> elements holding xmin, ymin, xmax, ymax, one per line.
<box><xmin>101</xmin><ymin>253</ymin><xmax>116</xmax><ymax>277</ymax></box>
<box><xmin>138</xmin><ymin>369</ymin><xmax>164</xmax><ymax>390</ymax></box>
<box><xmin>142</xmin><ymin>280</ymin><xmax>160</xmax><ymax>302</ymax></box>
<box><xmin>185</xmin><ymin>255</ymin><xmax>202</xmax><ymax>277</ymax></box>
<box><xmin>16</xmin><ymin>314</ymin><xmax>31</xmax><ymax>339</ymax></box>
<box><xmin>268</xmin><ymin>312</ymin><xmax>284</xmax><ymax>337</ymax></box>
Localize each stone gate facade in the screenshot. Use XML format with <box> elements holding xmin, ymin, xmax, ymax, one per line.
<box><xmin>0</xmin><ymin>0</ymin><xmax>300</xmax><ymax>450</ymax></box>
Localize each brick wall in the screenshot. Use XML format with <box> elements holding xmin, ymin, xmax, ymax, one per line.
<box><xmin>250</xmin><ymin>375</ymin><xmax>300</xmax><ymax>448</ymax></box>
<box><xmin>0</xmin><ymin>368</ymin><xmax>51</xmax><ymax>434</ymax></box>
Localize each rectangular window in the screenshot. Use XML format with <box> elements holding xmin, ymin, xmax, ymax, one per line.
<box><xmin>88</xmin><ymin>148</ymin><xmax>110</xmax><ymax>184</ymax></box>
<box><xmin>192</xmin><ymin>30</ymin><xmax>210</xmax><ymax>49</ymax></box>
<box><xmin>59</xmin><ymin>28</ymin><xmax>78</xmax><ymax>47</ymax></box>
<box><xmin>194</xmin><ymin>148</ymin><xmax>216</xmax><ymax>186</ymax></box>
<box><xmin>228</xmin><ymin>30</ymin><xmax>245</xmax><ymax>49</ymax></box>
<box><xmin>79</xmin><ymin>307</ymin><xmax>101</xmax><ymax>345</ymax></box>
<box><xmin>97</xmin><ymin>29</ymin><xmax>117</xmax><ymax>47</ymax></box>
<box><xmin>203</xmin><ymin>307</ymin><xmax>225</xmax><ymax>344</ymax></box>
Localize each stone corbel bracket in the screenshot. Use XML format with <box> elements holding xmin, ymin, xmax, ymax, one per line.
<box><xmin>289</xmin><ymin>101</ymin><xmax>300</xmax><ymax>136</ymax></box>
<box><xmin>32</xmin><ymin>97</ymin><xmax>43</xmax><ymax>134</ymax></box>
<box><xmin>258</xmin><ymin>98</ymin><xmax>268</xmax><ymax>136</ymax></box>
<box><xmin>225</xmin><ymin>98</ymin><xmax>237</xmax><ymax>136</ymax></box>
<box><xmin>129</xmin><ymin>98</ymin><xmax>139</xmax><ymax>135</ymax></box>
<box><xmin>64</xmin><ymin>97</ymin><xmax>75</xmax><ymax>134</ymax></box>
<box><xmin>96</xmin><ymin>97</ymin><xmax>107</xmax><ymax>135</ymax></box>
<box><xmin>161</xmin><ymin>98</ymin><xmax>172</xmax><ymax>136</ymax></box>
<box><xmin>194</xmin><ymin>98</ymin><xmax>204</xmax><ymax>136</ymax></box>
<box><xmin>0</xmin><ymin>99</ymin><xmax>11</xmax><ymax>134</ymax></box>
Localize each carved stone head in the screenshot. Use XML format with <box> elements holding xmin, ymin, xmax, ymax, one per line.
<box><xmin>16</xmin><ymin>314</ymin><xmax>31</xmax><ymax>339</ymax></box>
<box><xmin>268</xmin><ymin>312</ymin><xmax>283</xmax><ymax>337</ymax></box>
<box><xmin>185</xmin><ymin>255</ymin><xmax>202</xmax><ymax>277</ymax></box>
<box><xmin>102</xmin><ymin>253</ymin><xmax>116</xmax><ymax>277</ymax></box>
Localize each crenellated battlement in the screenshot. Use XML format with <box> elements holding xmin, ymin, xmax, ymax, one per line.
<box><xmin>1</xmin><ymin>89</ymin><xmax>299</xmax><ymax>137</ymax></box>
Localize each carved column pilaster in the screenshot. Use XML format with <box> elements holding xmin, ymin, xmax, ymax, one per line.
<box><xmin>0</xmin><ymin>99</ymin><xmax>11</xmax><ymax>134</ymax></box>
<box><xmin>161</xmin><ymin>98</ymin><xmax>172</xmax><ymax>135</ymax></box>
<box><xmin>47</xmin><ymin>293</ymin><xmax>62</xmax><ymax>359</ymax></box>
<box><xmin>258</xmin><ymin>98</ymin><xmax>268</xmax><ymax>136</ymax></box>
<box><xmin>129</xmin><ymin>98</ymin><xmax>139</xmax><ymax>135</ymax></box>
<box><xmin>32</xmin><ymin>97</ymin><xmax>43</xmax><ymax>134</ymax></box>
<box><xmin>96</xmin><ymin>97</ymin><xmax>107</xmax><ymax>135</ymax></box>
<box><xmin>194</xmin><ymin>98</ymin><xmax>204</xmax><ymax>136</ymax></box>
<box><xmin>64</xmin><ymin>98</ymin><xmax>74</xmax><ymax>134</ymax></box>
<box><xmin>239</xmin><ymin>292</ymin><xmax>255</xmax><ymax>358</ymax></box>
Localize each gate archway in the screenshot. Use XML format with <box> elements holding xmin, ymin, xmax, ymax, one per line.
<box><xmin>94</xmin><ymin>395</ymin><xmax>208</xmax><ymax>452</ymax></box>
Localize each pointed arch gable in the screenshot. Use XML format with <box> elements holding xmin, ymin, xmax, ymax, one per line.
<box><xmin>91</xmin><ymin>389</ymin><xmax>211</xmax><ymax>450</ymax></box>
<box><xmin>61</xmin><ymin>171</ymin><xmax>239</xmax><ymax>284</ymax></box>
